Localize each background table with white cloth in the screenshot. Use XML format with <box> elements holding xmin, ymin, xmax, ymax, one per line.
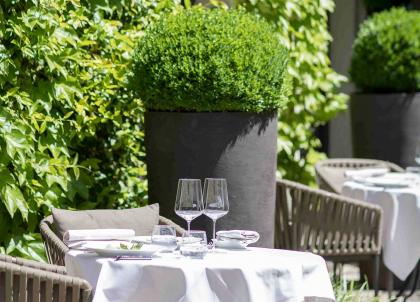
<box><xmin>65</xmin><ymin>248</ymin><xmax>335</xmax><ymax>302</ymax></box>
<box><xmin>342</xmin><ymin>181</ymin><xmax>420</xmax><ymax>281</ymax></box>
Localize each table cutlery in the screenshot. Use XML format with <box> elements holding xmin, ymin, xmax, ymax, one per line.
<box><xmin>114</xmin><ymin>256</ymin><xmax>152</xmax><ymax>261</ymax></box>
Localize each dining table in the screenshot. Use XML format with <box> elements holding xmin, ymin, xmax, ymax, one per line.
<box><xmin>342</xmin><ymin>177</ymin><xmax>420</xmax><ymax>282</ymax></box>
<box><xmin>65</xmin><ymin>246</ymin><xmax>335</xmax><ymax>302</ymax></box>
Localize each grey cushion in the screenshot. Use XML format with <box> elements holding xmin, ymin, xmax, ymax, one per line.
<box><xmin>52</xmin><ymin>203</ymin><xmax>160</xmax><ymax>239</ymax></box>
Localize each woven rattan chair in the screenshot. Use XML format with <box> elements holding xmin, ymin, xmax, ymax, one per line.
<box><xmin>0</xmin><ymin>253</ymin><xmax>91</xmax><ymax>301</ymax></box>
<box><xmin>315</xmin><ymin>158</ymin><xmax>404</xmax><ymax>194</ymax></box>
<box><xmin>40</xmin><ymin>215</ymin><xmax>185</xmax><ymax>266</ymax></box>
<box><xmin>275</xmin><ymin>179</ymin><xmax>383</xmax><ymax>295</ymax></box>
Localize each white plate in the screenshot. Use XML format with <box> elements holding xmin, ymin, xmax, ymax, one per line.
<box><xmin>354</xmin><ymin>173</ymin><xmax>419</xmax><ymax>188</ymax></box>
<box><xmin>82</xmin><ymin>241</ymin><xmax>161</xmax><ymax>257</ymax></box>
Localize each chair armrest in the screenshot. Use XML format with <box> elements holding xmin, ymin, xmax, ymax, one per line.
<box><xmin>40</xmin><ymin>216</ymin><xmax>69</xmax><ymax>266</ymax></box>
<box><xmin>0</xmin><ymin>254</ymin><xmax>66</xmax><ymax>274</ymax></box>
<box><xmin>0</xmin><ymin>261</ymin><xmax>91</xmax><ymax>302</ymax></box>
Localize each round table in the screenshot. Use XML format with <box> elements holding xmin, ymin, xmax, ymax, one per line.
<box><xmin>342</xmin><ymin>181</ymin><xmax>420</xmax><ymax>281</ymax></box>
<box><xmin>65</xmin><ymin>247</ymin><xmax>335</xmax><ymax>302</ymax></box>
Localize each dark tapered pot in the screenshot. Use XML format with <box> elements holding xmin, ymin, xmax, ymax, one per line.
<box><xmin>351</xmin><ymin>93</ymin><xmax>420</xmax><ymax>168</ymax></box>
<box><xmin>145</xmin><ymin>111</ymin><xmax>278</xmax><ymax>247</ymax></box>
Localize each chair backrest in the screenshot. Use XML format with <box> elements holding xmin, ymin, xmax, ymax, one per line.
<box><xmin>275</xmin><ymin>179</ymin><xmax>382</xmax><ymax>259</ymax></box>
<box><xmin>0</xmin><ymin>256</ymin><xmax>91</xmax><ymax>302</ymax></box>
<box><xmin>315</xmin><ymin>158</ymin><xmax>404</xmax><ymax>194</ymax></box>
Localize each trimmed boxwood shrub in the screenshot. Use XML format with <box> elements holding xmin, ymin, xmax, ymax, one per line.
<box><xmin>350</xmin><ymin>8</ymin><xmax>420</xmax><ymax>92</ymax></box>
<box><xmin>130</xmin><ymin>7</ymin><xmax>290</xmax><ymax>112</ymax></box>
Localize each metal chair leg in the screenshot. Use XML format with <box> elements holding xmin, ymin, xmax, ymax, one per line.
<box><xmin>373</xmin><ymin>255</ymin><xmax>380</xmax><ymax>297</ymax></box>
<box><xmin>388</xmin><ymin>268</ymin><xmax>394</xmax><ymax>299</ymax></box>
<box><xmin>403</xmin><ymin>261</ymin><xmax>420</xmax><ymax>302</ymax></box>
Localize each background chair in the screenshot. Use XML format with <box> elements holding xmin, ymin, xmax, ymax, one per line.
<box><xmin>40</xmin><ymin>214</ymin><xmax>185</xmax><ymax>266</ymax></box>
<box><xmin>0</xmin><ymin>253</ymin><xmax>91</xmax><ymax>301</ymax></box>
<box><xmin>315</xmin><ymin>158</ymin><xmax>404</xmax><ymax>194</ymax></box>
<box><xmin>275</xmin><ymin>179</ymin><xmax>383</xmax><ymax>295</ymax></box>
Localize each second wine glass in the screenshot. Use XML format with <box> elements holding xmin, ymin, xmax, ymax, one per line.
<box><xmin>174</xmin><ymin>179</ymin><xmax>203</xmax><ymax>233</ymax></box>
<box><xmin>203</xmin><ymin>178</ymin><xmax>229</xmax><ymax>240</ymax></box>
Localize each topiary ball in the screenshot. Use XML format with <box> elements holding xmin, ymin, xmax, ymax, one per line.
<box><xmin>129</xmin><ymin>7</ymin><xmax>290</xmax><ymax>112</ymax></box>
<box><xmin>350</xmin><ymin>8</ymin><xmax>420</xmax><ymax>93</ymax></box>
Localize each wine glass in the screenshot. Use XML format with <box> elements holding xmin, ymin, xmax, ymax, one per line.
<box><xmin>203</xmin><ymin>178</ymin><xmax>229</xmax><ymax>240</ymax></box>
<box><xmin>151</xmin><ymin>225</ymin><xmax>177</xmax><ymax>252</ymax></box>
<box><xmin>174</xmin><ymin>179</ymin><xmax>203</xmax><ymax>233</ymax></box>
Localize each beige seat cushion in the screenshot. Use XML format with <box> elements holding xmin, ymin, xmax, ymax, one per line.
<box><xmin>52</xmin><ymin>203</ymin><xmax>160</xmax><ymax>239</ymax></box>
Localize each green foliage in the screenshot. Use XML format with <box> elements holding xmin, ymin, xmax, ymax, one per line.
<box><xmin>333</xmin><ymin>278</ymin><xmax>378</xmax><ymax>302</ymax></box>
<box><xmin>350</xmin><ymin>8</ymin><xmax>420</xmax><ymax>92</ymax></box>
<box><xmin>0</xmin><ymin>0</ymin><xmax>178</xmax><ymax>261</ymax></box>
<box><xmin>0</xmin><ymin>0</ymin><xmax>346</xmax><ymax>262</ymax></box>
<box><xmin>237</xmin><ymin>0</ymin><xmax>348</xmax><ymax>183</ymax></box>
<box><xmin>130</xmin><ymin>7</ymin><xmax>290</xmax><ymax>112</ymax></box>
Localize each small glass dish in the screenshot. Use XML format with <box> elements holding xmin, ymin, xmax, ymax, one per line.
<box><xmin>180</xmin><ymin>245</ymin><xmax>207</xmax><ymax>259</ymax></box>
<box><xmin>181</xmin><ymin>230</ymin><xmax>207</xmax><ymax>246</ymax></box>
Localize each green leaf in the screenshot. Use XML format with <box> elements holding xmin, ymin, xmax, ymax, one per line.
<box><xmin>1</xmin><ymin>184</ymin><xmax>29</xmax><ymax>221</ymax></box>
<box><xmin>46</xmin><ymin>174</ymin><xmax>68</xmax><ymax>191</ymax></box>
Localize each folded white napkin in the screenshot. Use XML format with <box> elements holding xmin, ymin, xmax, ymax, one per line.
<box><xmin>216</xmin><ymin>230</ymin><xmax>260</xmax><ymax>240</ymax></box>
<box><xmin>344</xmin><ymin>168</ymin><xmax>389</xmax><ymax>179</ymax></box>
<box><xmin>63</xmin><ymin>229</ymin><xmax>135</xmax><ymax>244</ymax></box>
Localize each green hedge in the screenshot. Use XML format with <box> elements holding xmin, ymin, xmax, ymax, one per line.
<box><xmin>130</xmin><ymin>7</ymin><xmax>290</xmax><ymax>112</ymax></box>
<box><xmin>350</xmin><ymin>8</ymin><xmax>420</xmax><ymax>92</ymax></box>
<box><xmin>0</xmin><ymin>0</ymin><xmax>177</xmax><ymax>261</ymax></box>
<box><xmin>238</xmin><ymin>0</ymin><xmax>348</xmax><ymax>183</ymax></box>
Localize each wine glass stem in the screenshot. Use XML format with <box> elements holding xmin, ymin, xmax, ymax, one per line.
<box><xmin>212</xmin><ymin>219</ymin><xmax>217</xmax><ymax>240</ymax></box>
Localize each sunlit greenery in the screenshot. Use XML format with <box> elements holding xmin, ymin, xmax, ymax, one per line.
<box><xmin>0</xmin><ymin>0</ymin><xmax>178</xmax><ymax>261</ymax></box>
<box><xmin>350</xmin><ymin>8</ymin><xmax>420</xmax><ymax>92</ymax></box>
<box><xmin>131</xmin><ymin>7</ymin><xmax>290</xmax><ymax>112</ymax></box>
<box><xmin>237</xmin><ymin>0</ymin><xmax>348</xmax><ymax>184</ymax></box>
<box><xmin>0</xmin><ymin>0</ymin><xmax>346</xmax><ymax>261</ymax></box>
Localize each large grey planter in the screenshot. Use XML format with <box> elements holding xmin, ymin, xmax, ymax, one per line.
<box><xmin>145</xmin><ymin>111</ymin><xmax>278</xmax><ymax>247</ymax></box>
<box><xmin>351</xmin><ymin>93</ymin><xmax>420</xmax><ymax>168</ymax></box>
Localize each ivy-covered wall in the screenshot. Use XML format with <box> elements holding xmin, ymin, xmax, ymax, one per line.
<box><xmin>0</xmin><ymin>0</ymin><xmax>178</xmax><ymax>261</ymax></box>
<box><xmin>0</xmin><ymin>0</ymin><xmax>346</xmax><ymax>261</ymax></box>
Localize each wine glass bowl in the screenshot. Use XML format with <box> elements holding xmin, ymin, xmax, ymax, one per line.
<box><xmin>203</xmin><ymin>178</ymin><xmax>229</xmax><ymax>240</ymax></box>
<box><xmin>174</xmin><ymin>179</ymin><xmax>204</xmax><ymax>233</ymax></box>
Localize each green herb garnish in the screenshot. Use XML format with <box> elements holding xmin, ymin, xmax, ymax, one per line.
<box><xmin>119</xmin><ymin>242</ymin><xmax>142</xmax><ymax>250</ymax></box>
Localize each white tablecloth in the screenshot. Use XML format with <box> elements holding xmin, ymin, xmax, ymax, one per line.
<box><xmin>65</xmin><ymin>248</ymin><xmax>335</xmax><ymax>302</ymax></box>
<box><xmin>342</xmin><ymin>181</ymin><xmax>420</xmax><ymax>280</ymax></box>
